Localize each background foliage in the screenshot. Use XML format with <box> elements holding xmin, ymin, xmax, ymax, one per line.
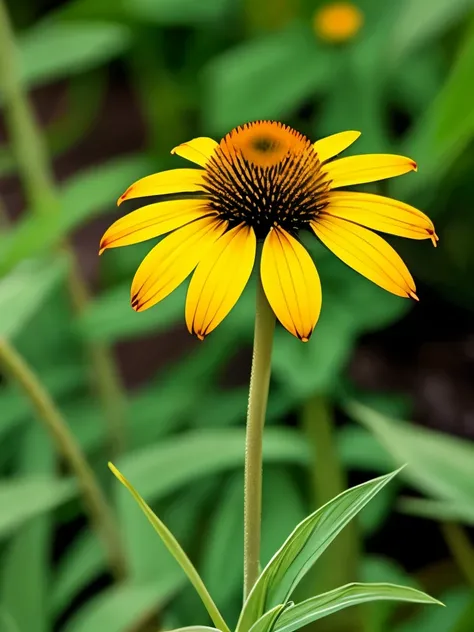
<box><xmin>1</xmin><ymin>0</ymin><xmax>474</xmax><ymax>631</ymax></box>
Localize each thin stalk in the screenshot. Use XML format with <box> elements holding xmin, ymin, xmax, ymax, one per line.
<box><xmin>243</xmin><ymin>277</ymin><xmax>276</xmax><ymax>599</ymax></box>
<box><xmin>302</xmin><ymin>395</ymin><xmax>359</xmax><ymax>630</ymax></box>
<box><xmin>441</xmin><ymin>522</ymin><xmax>474</xmax><ymax>588</ymax></box>
<box><xmin>0</xmin><ymin>0</ymin><xmax>126</xmax><ymax>455</ymax></box>
<box><xmin>0</xmin><ymin>337</ymin><xmax>127</xmax><ymax>579</ymax></box>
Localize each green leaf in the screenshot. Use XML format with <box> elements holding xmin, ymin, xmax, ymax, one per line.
<box><xmin>18</xmin><ymin>20</ymin><xmax>131</xmax><ymax>88</ymax></box>
<box><xmin>203</xmin><ymin>23</ymin><xmax>332</xmax><ymax>135</ymax></box>
<box><xmin>0</xmin><ymin>256</ymin><xmax>66</xmax><ymax>339</ymax></box>
<box><xmin>398</xmin><ymin>496</ymin><xmax>474</xmax><ymax>524</ymax></box>
<box><xmin>62</xmin><ymin>578</ymin><xmax>185</xmax><ymax>632</ymax></box>
<box><xmin>0</xmin><ymin>155</ymin><xmax>153</xmax><ymax>273</ymax></box>
<box><xmin>109</xmin><ymin>463</ymin><xmax>230</xmax><ymax>632</ymax></box>
<box><xmin>0</xmin><ymin>477</ymin><xmax>76</xmax><ymax>538</ymax></box>
<box><xmin>237</xmin><ymin>470</ymin><xmax>400</xmax><ymax>632</ymax></box>
<box><xmin>273</xmin><ymin>583</ymin><xmax>442</xmax><ymax>632</ymax></box>
<box><xmin>165</xmin><ymin>629</ymin><xmax>221</xmax><ymax>632</ymax></box>
<box><xmin>0</xmin><ymin>426</ymin><xmax>54</xmax><ymax>632</ymax></box>
<box><xmin>390</xmin><ymin>0</ymin><xmax>474</xmax><ymax>61</ymax></box>
<box><xmin>50</xmin><ymin>533</ymin><xmax>104</xmax><ymax>616</ymax></box>
<box><xmin>124</xmin><ymin>0</ymin><xmax>232</xmax><ymax>24</ymax></box>
<box><xmin>249</xmin><ymin>605</ymin><xmax>287</xmax><ymax>632</ymax></box>
<box><xmin>347</xmin><ymin>401</ymin><xmax>474</xmax><ymax>508</ymax></box>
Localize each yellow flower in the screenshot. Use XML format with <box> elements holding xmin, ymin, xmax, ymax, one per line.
<box><xmin>313</xmin><ymin>2</ymin><xmax>363</xmax><ymax>43</ymax></box>
<box><xmin>100</xmin><ymin>121</ymin><xmax>437</xmax><ymax>342</ymax></box>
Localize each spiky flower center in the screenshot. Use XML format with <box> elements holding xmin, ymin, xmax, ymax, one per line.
<box><xmin>202</xmin><ymin>121</ymin><xmax>330</xmax><ymax>239</ymax></box>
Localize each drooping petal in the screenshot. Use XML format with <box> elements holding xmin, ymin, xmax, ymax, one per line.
<box><xmin>324</xmin><ymin>191</ymin><xmax>438</xmax><ymax>245</ymax></box>
<box><xmin>313</xmin><ymin>131</ymin><xmax>361</xmax><ymax>163</ymax></box>
<box><xmin>100</xmin><ymin>199</ymin><xmax>213</xmax><ymax>253</ymax></box>
<box><xmin>311</xmin><ymin>215</ymin><xmax>417</xmax><ymax>299</ymax></box>
<box><xmin>324</xmin><ymin>154</ymin><xmax>417</xmax><ymax>188</ymax></box>
<box><xmin>130</xmin><ymin>216</ymin><xmax>228</xmax><ymax>312</ymax></box>
<box><xmin>117</xmin><ymin>169</ymin><xmax>206</xmax><ymax>206</ymax></box>
<box><xmin>171</xmin><ymin>137</ymin><xmax>219</xmax><ymax>167</ymax></box>
<box><xmin>186</xmin><ymin>224</ymin><xmax>256</xmax><ymax>339</ymax></box>
<box><xmin>261</xmin><ymin>226</ymin><xmax>322</xmax><ymax>341</ymax></box>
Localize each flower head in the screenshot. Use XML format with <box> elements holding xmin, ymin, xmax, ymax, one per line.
<box><xmin>313</xmin><ymin>2</ymin><xmax>364</xmax><ymax>43</ymax></box>
<box><xmin>100</xmin><ymin>121</ymin><xmax>437</xmax><ymax>341</ymax></box>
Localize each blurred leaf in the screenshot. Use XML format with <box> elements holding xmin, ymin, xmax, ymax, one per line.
<box><xmin>120</xmin><ymin>481</ymin><xmax>216</xmax><ymax>585</ymax></box>
<box><xmin>62</xmin><ymin>577</ymin><xmax>185</xmax><ymax>632</ymax></box>
<box><xmin>113</xmin><ymin>428</ymin><xmax>310</xmax><ymax>502</ymax></box>
<box><xmin>347</xmin><ymin>401</ymin><xmax>474</xmax><ymax>508</ymax></box>
<box><xmin>358</xmin><ymin>484</ymin><xmax>398</xmax><ymax>536</ymax></box>
<box><xmin>394</xmin><ymin>587</ymin><xmax>469</xmax><ymax>632</ymax></box>
<box><xmin>0</xmin><ymin>155</ymin><xmax>154</xmax><ymax>273</ymax></box>
<box><xmin>361</xmin><ymin>556</ymin><xmax>420</xmax><ymax>632</ymax></box>
<box><xmin>51</xmin><ymin>533</ymin><xmax>104</xmax><ymax>617</ymax></box>
<box><xmin>0</xmin><ymin>477</ymin><xmax>76</xmax><ymax>538</ymax></box>
<box><xmin>18</xmin><ymin>20</ymin><xmax>131</xmax><ymax>88</ymax></box>
<box><xmin>398</xmin><ymin>496</ymin><xmax>474</xmax><ymax>524</ymax></box>
<box><xmin>261</xmin><ymin>468</ymin><xmax>307</xmax><ymax>567</ymax></box>
<box><xmin>399</xmin><ymin>20</ymin><xmax>474</xmax><ymax>197</ymax></box>
<box><xmin>0</xmin><ymin>256</ymin><xmax>66</xmax><ymax>339</ymax></box>
<box><xmin>337</xmin><ymin>425</ymin><xmax>392</xmax><ymax>473</ymax></box>
<box><xmin>204</xmin><ymin>23</ymin><xmax>332</xmax><ymax>134</ymax></box>
<box><xmin>109</xmin><ymin>463</ymin><xmax>230</xmax><ymax>632</ymax></box>
<box><xmin>124</xmin><ymin>0</ymin><xmax>233</xmax><ymax>24</ymax></box>
<box><xmin>79</xmin><ymin>282</ymin><xmax>186</xmax><ymax>342</ymax></box>
<box><xmin>201</xmin><ymin>474</ymin><xmax>244</xmax><ymax>619</ymax></box>
<box><xmin>390</xmin><ymin>0</ymin><xmax>474</xmax><ymax>61</ymax></box>
<box><xmin>272</xmin><ymin>583</ymin><xmax>440</xmax><ymax>632</ymax></box>
<box><xmin>1</xmin><ymin>427</ymin><xmax>53</xmax><ymax>632</ymax></box>
<box><xmin>237</xmin><ymin>470</ymin><xmax>400</xmax><ymax>632</ymax></box>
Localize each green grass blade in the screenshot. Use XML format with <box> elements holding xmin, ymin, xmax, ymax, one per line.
<box><xmin>108</xmin><ymin>463</ymin><xmax>230</xmax><ymax>632</ymax></box>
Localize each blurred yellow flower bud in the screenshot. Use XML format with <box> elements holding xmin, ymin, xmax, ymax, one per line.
<box><xmin>313</xmin><ymin>2</ymin><xmax>364</xmax><ymax>43</ymax></box>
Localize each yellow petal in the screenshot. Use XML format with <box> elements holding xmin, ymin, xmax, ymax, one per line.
<box><xmin>117</xmin><ymin>168</ymin><xmax>205</xmax><ymax>206</ymax></box>
<box><xmin>100</xmin><ymin>199</ymin><xmax>212</xmax><ymax>253</ymax></box>
<box><xmin>171</xmin><ymin>137</ymin><xmax>219</xmax><ymax>167</ymax></box>
<box><xmin>131</xmin><ymin>216</ymin><xmax>228</xmax><ymax>312</ymax></box>
<box><xmin>324</xmin><ymin>191</ymin><xmax>438</xmax><ymax>245</ymax></box>
<box><xmin>324</xmin><ymin>154</ymin><xmax>417</xmax><ymax>188</ymax></box>
<box><xmin>313</xmin><ymin>131</ymin><xmax>361</xmax><ymax>163</ymax></box>
<box><xmin>312</xmin><ymin>215</ymin><xmax>417</xmax><ymax>299</ymax></box>
<box><xmin>261</xmin><ymin>227</ymin><xmax>322</xmax><ymax>341</ymax></box>
<box><xmin>186</xmin><ymin>224</ymin><xmax>256</xmax><ymax>339</ymax></box>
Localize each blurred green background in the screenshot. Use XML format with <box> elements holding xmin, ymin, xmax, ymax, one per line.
<box><xmin>1</xmin><ymin>0</ymin><xmax>474</xmax><ymax>631</ymax></box>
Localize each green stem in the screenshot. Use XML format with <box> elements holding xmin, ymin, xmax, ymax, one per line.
<box><xmin>0</xmin><ymin>337</ymin><xmax>127</xmax><ymax>580</ymax></box>
<box><xmin>243</xmin><ymin>277</ymin><xmax>276</xmax><ymax>599</ymax></box>
<box><xmin>302</xmin><ymin>395</ymin><xmax>358</xmax><ymax>601</ymax></box>
<box><xmin>441</xmin><ymin>522</ymin><xmax>474</xmax><ymax>588</ymax></box>
<box><xmin>0</xmin><ymin>0</ymin><xmax>127</xmax><ymax>456</ymax></box>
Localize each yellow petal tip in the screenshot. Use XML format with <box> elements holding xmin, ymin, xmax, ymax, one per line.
<box><xmin>411</xmin><ymin>160</ymin><xmax>418</xmax><ymax>172</ymax></box>
<box><xmin>300</xmin><ymin>336</ymin><xmax>310</xmax><ymax>343</ymax></box>
<box><xmin>409</xmin><ymin>291</ymin><xmax>419</xmax><ymax>301</ymax></box>
<box><xmin>430</xmin><ymin>232</ymin><xmax>439</xmax><ymax>247</ymax></box>
<box><xmin>196</xmin><ymin>332</ymin><xmax>205</xmax><ymax>341</ymax></box>
<box><xmin>118</xmin><ymin>185</ymin><xmax>134</xmax><ymax>206</ymax></box>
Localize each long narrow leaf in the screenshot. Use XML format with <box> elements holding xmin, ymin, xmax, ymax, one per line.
<box><xmin>237</xmin><ymin>470</ymin><xmax>401</xmax><ymax>632</ymax></box>
<box><xmin>273</xmin><ymin>583</ymin><xmax>443</xmax><ymax>632</ymax></box>
<box><xmin>108</xmin><ymin>464</ymin><xmax>230</xmax><ymax>632</ymax></box>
